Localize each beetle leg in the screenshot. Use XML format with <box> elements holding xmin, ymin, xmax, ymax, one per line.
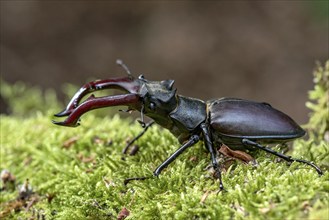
<box><xmin>242</xmin><ymin>139</ymin><xmax>323</xmax><ymax>175</ymax></box>
<box><xmin>153</xmin><ymin>135</ymin><xmax>200</xmax><ymax>176</ymax></box>
<box><xmin>122</xmin><ymin>121</ymin><xmax>155</xmax><ymax>154</ymax></box>
<box><xmin>124</xmin><ymin>176</ymin><xmax>149</xmax><ymax>185</ymax></box>
<box><xmin>124</xmin><ymin>134</ymin><xmax>199</xmax><ymax>186</ymax></box>
<box><xmin>200</xmin><ymin>123</ymin><xmax>224</xmax><ymax>191</ymax></box>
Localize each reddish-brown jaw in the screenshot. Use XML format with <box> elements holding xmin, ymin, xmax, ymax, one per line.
<box><xmin>53</xmin><ymin>76</ymin><xmax>141</xmax><ymax>127</ymax></box>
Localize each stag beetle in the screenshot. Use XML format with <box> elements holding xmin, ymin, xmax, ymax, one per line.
<box><xmin>53</xmin><ymin>60</ymin><xmax>323</xmax><ymax>190</ymax></box>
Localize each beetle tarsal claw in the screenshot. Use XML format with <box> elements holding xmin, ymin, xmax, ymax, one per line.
<box><xmin>293</xmin><ymin>159</ymin><xmax>323</xmax><ymax>175</ymax></box>
<box><xmin>123</xmin><ymin>176</ymin><xmax>150</xmax><ymax>185</ymax></box>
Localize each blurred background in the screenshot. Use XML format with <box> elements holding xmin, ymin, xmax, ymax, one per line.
<box><xmin>1</xmin><ymin>1</ymin><xmax>328</xmax><ymax>123</ymax></box>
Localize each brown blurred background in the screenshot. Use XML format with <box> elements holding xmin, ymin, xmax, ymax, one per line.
<box><xmin>1</xmin><ymin>1</ymin><xmax>328</xmax><ymax>123</ymax></box>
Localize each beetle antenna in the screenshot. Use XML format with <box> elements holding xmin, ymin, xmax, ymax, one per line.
<box><xmin>116</xmin><ymin>59</ymin><xmax>133</xmax><ymax>80</ymax></box>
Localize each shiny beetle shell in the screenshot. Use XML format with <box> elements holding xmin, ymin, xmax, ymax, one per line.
<box><xmin>208</xmin><ymin>98</ymin><xmax>305</xmax><ymax>146</ymax></box>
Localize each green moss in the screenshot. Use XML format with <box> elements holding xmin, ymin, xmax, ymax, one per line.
<box><xmin>1</xmin><ymin>62</ymin><xmax>328</xmax><ymax>219</ymax></box>
<box><xmin>0</xmin><ymin>80</ymin><xmax>61</xmax><ymax>117</ymax></box>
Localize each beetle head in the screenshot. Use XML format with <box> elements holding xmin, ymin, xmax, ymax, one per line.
<box><xmin>139</xmin><ymin>77</ymin><xmax>177</xmax><ymax>113</ymax></box>
<box><xmin>136</xmin><ymin>76</ymin><xmax>177</xmax><ymax>126</ymax></box>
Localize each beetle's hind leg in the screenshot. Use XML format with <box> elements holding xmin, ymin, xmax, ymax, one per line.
<box><xmin>241</xmin><ymin>139</ymin><xmax>323</xmax><ymax>175</ymax></box>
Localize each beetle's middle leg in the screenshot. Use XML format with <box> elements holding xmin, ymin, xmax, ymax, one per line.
<box><xmin>242</xmin><ymin>139</ymin><xmax>323</xmax><ymax>175</ymax></box>
<box><xmin>200</xmin><ymin>123</ymin><xmax>224</xmax><ymax>191</ymax></box>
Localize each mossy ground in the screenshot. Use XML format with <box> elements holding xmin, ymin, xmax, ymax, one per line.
<box><xmin>1</xmin><ymin>62</ymin><xmax>328</xmax><ymax>219</ymax></box>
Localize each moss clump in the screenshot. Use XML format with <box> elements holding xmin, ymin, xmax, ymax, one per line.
<box><xmin>306</xmin><ymin>61</ymin><xmax>329</xmax><ymax>141</ymax></box>
<box><xmin>1</xmin><ymin>62</ymin><xmax>328</xmax><ymax>219</ymax></box>
<box><xmin>0</xmin><ymin>80</ymin><xmax>61</xmax><ymax>117</ymax></box>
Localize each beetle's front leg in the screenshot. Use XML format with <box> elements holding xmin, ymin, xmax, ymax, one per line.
<box><xmin>122</xmin><ymin>121</ymin><xmax>155</xmax><ymax>154</ymax></box>
<box><xmin>200</xmin><ymin>123</ymin><xmax>224</xmax><ymax>191</ymax></box>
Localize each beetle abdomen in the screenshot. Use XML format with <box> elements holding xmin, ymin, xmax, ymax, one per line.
<box><xmin>208</xmin><ymin>98</ymin><xmax>305</xmax><ymax>142</ymax></box>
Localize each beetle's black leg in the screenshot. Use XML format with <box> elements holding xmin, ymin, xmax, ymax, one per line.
<box><xmin>200</xmin><ymin>123</ymin><xmax>224</xmax><ymax>191</ymax></box>
<box><xmin>125</xmin><ymin>134</ymin><xmax>199</xmax><ymax>185</ymax></box>
<box><xmin>124</xmin><ymin>176</ymin><xmax>149</xmax><ymax>185</ymax></box>
<box><xmin>122</xmin><ymin>121</ymin><xmax>155</xmax><ymax>154</ymax></box>
<box><xmin>153</xmin><ymin>135</ymin><xmax>200</xmax><ymax>176</ymax></box>
<box><xmin>242</xmin><ymin>139</ymin><xmax>323</xmax><ymax>175</ymax></box>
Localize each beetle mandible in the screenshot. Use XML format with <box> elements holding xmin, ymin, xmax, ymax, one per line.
<box><xmin>53</xmin><ymin>60</ymin><xmax>323</xmax><ymax>190</ymax></box>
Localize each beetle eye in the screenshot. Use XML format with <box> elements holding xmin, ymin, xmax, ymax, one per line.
<box><xmin>149</xmin><ymin>102</ymin><xmax>156</xmax><ymax>111</ymax></box>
